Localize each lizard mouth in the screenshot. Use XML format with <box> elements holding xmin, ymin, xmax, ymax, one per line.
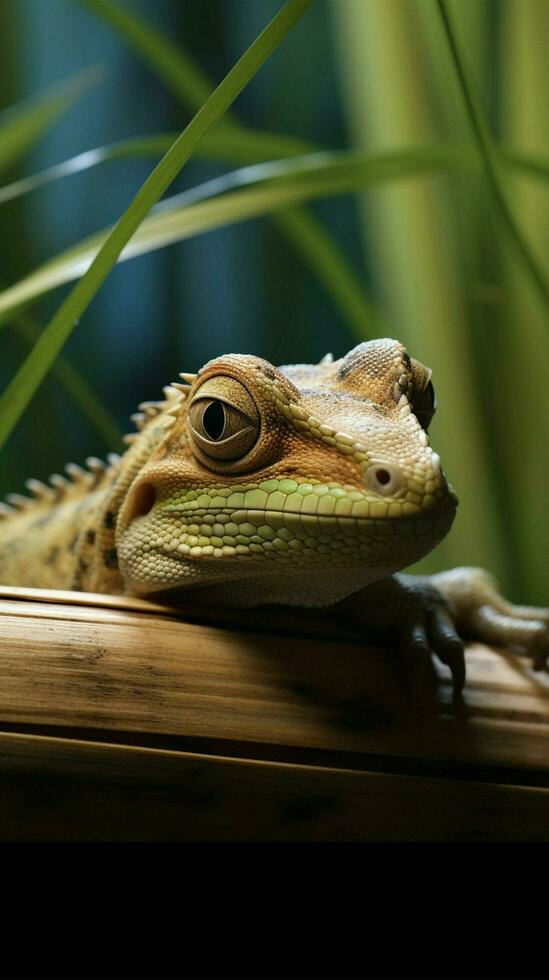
<box><xmin>116</xmin><ymin>470</ymin><xmax>457</xmax><ymax>595</ymax></box>
<box><xmin>118</xmin><ymin>476</ymin><xmax>456</xmax><ymax>578</ymax></box>
<box><xmin>118</xmin><ymin>500</ymin><xmax>456</xmax><ymax>597</ymax></box>
<box><xmin>123</xmin><ymin>476</ymin><xmax>457</xmax><ymax>528</ymax></box>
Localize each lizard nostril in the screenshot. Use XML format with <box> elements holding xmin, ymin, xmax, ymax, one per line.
<box><xmin>128</xmin><ymin>481</ymin><xmax>156</xmax><ymax>522</ymax></box>
<box><xmin>375</xmin><ymin>468</ymin><xmax>391</xmax><ymax>486</ymax></box>
<box><xmin>365</xmin><ymin>464</ymin><xmax>403</xmax><ymax>497</ymax></box>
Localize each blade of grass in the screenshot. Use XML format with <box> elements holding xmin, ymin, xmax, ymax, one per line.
<box><xmin>63</xmin><ymin>0</ymin><xmax>549</xmax><ymax>343</ymax></box>
<box><xmin>10</xmin><ymin>310</ymin><xmax>123</xmax><ymax>448</ymax></box>
<box><xmin>0</xmin><ymin>66</ymin><xmax>103</xmax><ymax>177</ymax></box>
<box><xmin>0</xmin><ymin>129</ymin><xmax>316</xmax><ymax>204</ymax></box>
<box><xmin>4</xmin><ymin>130</ymin><xmax>549</xmax><ymax>209</ymax></box>
<box><xmin>0</xmin><ymin>146</ymin><xmax>474</xmax><ymax>327</ymax></box>
<box><xmin>415</xmin><ymin>1</ymin><xmax>522</xmax><ymax>594</ymax></box>
<box><xmin>6</xmin><ymin>136</ymin><xmax>549</xmax><ymax>335</ymax></box>
<box><xmin>437</xmin><ymin>0</ymin><xmax>549</xmax><ymax>318</ymax></box>
<box><xmin>78</xmin><ymin>0</ymin><xmax>376</xmax><ymax>343</ymax></box>
<box><xmin>0</xmin><ymin>0</ymin><xmax>312</xmax><ymax>450</ymax></box>
<box><xmin>0</xmin><ymin>135</ymin><xmax>176</xmax><ymax>205</ymax></box>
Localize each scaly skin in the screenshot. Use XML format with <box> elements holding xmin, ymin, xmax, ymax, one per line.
<box><xmin>1</xmin><ymin>339</ymin><xmax>547</xmax><ymax>693</ymax></box>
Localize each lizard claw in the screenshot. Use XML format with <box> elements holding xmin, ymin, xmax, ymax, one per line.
<box><xmin>401</xmin><ymin>602</ymin><xmax>465</xmax><ymax>699</ymax></box>
<box><xmin>340</xmin><ymin>566</ymin><xmax>548</xmax><ymax>700</ymax></box>
<box><xmin>339</xmin><ymin>575</ymin><xmax>467</xmax><ymax>699</ymax></box>
<box><xmin>427</xmin><ymin>604</ymin><xmax>466</xmax><ymax>693</ymax></box>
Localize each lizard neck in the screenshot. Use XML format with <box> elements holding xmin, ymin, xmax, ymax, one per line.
<box><xmin>0</xmin><ymin>482</ymin><xmax>113</xmax><ymax>591</ymax></box>
<box><xmin>0</xmin><ymin>383</ymin><xmax>185</xmax><ymax>594</ymax></box>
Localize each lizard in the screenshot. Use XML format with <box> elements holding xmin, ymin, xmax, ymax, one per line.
<box><xmin>1</xmin><ymin>337</ymin><xmax>547</xmax><ymax>694</ymax></box>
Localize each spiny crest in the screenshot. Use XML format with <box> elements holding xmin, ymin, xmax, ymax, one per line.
<box><xmin>0</xmin><ymin>453</ymin><xmax>121</xmax><ymax>520</ymax></box>
<box><xmin>122</xmin><ymin>375</ymin><xmax>195</xmax><ymax>445</ymax></box>
<box><xmin>161</xmin><ymin>375</ymin><xmax>196</xmax><ymax>432</ymax></box>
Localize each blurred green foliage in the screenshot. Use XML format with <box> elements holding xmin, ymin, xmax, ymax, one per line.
<box><xmin>0</xmin><ymin>0</ymin><xmax>547</xmax><ymax>602</ymax></box>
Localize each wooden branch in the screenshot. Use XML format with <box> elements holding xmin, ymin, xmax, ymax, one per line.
<box><xmin>0</xmin><ymin>585</ymin><xmax>548</xmax><ymax>840</ymax></box>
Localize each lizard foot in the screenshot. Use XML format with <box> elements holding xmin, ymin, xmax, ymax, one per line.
<box><xmin>399</xmin><ymin>589</ymin><xmax>465</xmax><ymax>699</ymax></box>
<box><xmin>429</xmin><ymin>566</ymin><xmax>549</xmax><ymax>673</ymax></box>
<box><xmin>339</xmin><ymin>567</ymin><xmax>548</xmax><ymax>699</ymax></box>
<box><xmin>339</xmin><ymin>575</ymin><xmax>466</xmax><ymax>699</ymax></box>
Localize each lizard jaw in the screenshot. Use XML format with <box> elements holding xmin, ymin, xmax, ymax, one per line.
<box><xmin>117</xmin><ymin>485</ymin><xmax>456</xmax><ymax>596</ymax></box>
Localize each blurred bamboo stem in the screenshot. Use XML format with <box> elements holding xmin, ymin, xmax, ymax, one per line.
<box><xmin>498</xmin><ymin>0</ymin><xmax>549</xmax><ymax>602</ymax></box>
<box><xmin>332</xmin><ymin>0</ymin><xmax>508</xmax><ymax>580</ymax></box>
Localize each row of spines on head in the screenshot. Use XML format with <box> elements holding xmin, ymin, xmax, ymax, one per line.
<box><xmin>122</xmin><ymin>375</ymin><xmax>196</xmax><ymax>443</ymax></box>
<box><xmin>0</xmin><ymin>374</ymin><xmax>198</xmax><ymax>518</ymax></box>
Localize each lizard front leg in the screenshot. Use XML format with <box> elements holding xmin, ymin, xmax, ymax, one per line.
<box><xmin>338</xmin><ymin>568</ymin><xmax>549</xmax><ymax>697</ymax></box>
<box><xmin>429</xmin><ymin>567</ymin><xmax>549</xmax><ymax>672</ymax></box>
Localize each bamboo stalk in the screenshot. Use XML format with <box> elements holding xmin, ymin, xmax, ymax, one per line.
<box><xmin>332</xmin><ymin>0</ymin><xmax>508</xmax><ymax>581</ymax></box>
<box><xmin>497</xmin><ymin>0</ymin><xmax>549</xmax><ymax>603</ymax></box>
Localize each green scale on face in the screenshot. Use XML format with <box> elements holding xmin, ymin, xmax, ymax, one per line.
<box><xmin>116</xmin><ymin>340</ymin><xmax>457</xmax><ymax>600</ymax></box>
<box><xmin>155</xmin><ymin>477</ymin><xmax>452</xmax><ymax>555</ymax></box>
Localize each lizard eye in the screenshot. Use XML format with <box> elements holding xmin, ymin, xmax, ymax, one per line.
<box><xmin>201</xmin><ymin>400</ymin><xmax>226</xmax><ymax>440</ymax></box>
<box><xmin>413</xmin><ymin>380</ymin><xmax>436</xmax><ymax>431</ymax></box>
<box><xmin>189</xmin><ymin>377</ymin><xmax>260</xmax><ymax>461</ymax></box>
<box><xmin>409</xmin><ymin>358</ymin><xmax>436</xmax><ymax>431</ymax></box>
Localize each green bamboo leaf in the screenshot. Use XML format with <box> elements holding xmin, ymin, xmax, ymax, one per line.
<box><xmin>0</xmin><ymin>146</ymin><xmax>468</xmax><ymax>327</ymax></box>
<box><xmin>0</xmin><ymin>66</ymin><xmax>104</xmax><ymax>177</ymax></box>
<box><xmin>503</xmin><ymin>148</ymin><xmax>549</xmax><ymax>184</ymax></box>
<box><xmin>0</xmin><ymin>0</ymin><xmax>312</xmax><ymax>450</ymax></box>
<box><xmin>77</xmin><ymin>0</ymin><xmax>318</xmax><ymax>164</ymax></box>
<box><xmin>0</xmin><ymin>135</ymin><xmax>175</xmax><ymax>205</ymax></box>
<box><xmin>0</xmin><ymin>128</ymin><xmax>316</xmax><ymax>206</ymax></box>
<box><xmin>77</xmin><ymin>0</ymin><xmax>319</xmax><ymax>156</ymax></box>
<box><xmin>3</xmin><ymin>131</ymin><xmax>549</xmax><ymax>210</ymax></box>
<box><xmin>9</xmin><ymin>128</ymin><xmax>549</xmax><ymax>353</ymax></box>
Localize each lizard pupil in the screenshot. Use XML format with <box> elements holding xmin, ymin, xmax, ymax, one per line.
<box><xmin>202</xmin><ymin>400</ymin><xmax>226</xmax><ymax>440</ymax></box>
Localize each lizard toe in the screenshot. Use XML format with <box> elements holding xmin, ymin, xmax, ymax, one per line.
<box><xmin>427</xmin><ymin>605</ymin><xmax>465</xmax><ymax>696</ymax></box>
<box><xmin>401</xmin><ymin>604</ymin><xmax>464</xmax><ymax>700</ymax></box>
<box><xmin>469</xmin><ymin>605</ymin><xmax>549</xmax><ymax>671</ymax></box>
<box><xmin>401</xmin><ymin>618</ymin><xmax>434</xmax><ymax>701</ymax></box>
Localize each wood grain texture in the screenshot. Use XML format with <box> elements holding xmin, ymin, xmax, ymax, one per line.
<box><xmin>1</xmin><ymin>590</ymin><xmax>548</xmax><ymax>771</ymax></box>
<box><xmin>2</xmin><ymin>730</ymin><xmax>549</xmax><ymax>841</ymax></box>
<box><xmin>0</xmin><ymin>586</ymin><xmax>548</xmax><ymax>839</ymax></box>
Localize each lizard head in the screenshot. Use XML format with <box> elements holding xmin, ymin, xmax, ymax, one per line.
<box><xmin>116</xmin><ymin>339</ymin><xmax>457</xmax><ymax>605</ymax></box>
